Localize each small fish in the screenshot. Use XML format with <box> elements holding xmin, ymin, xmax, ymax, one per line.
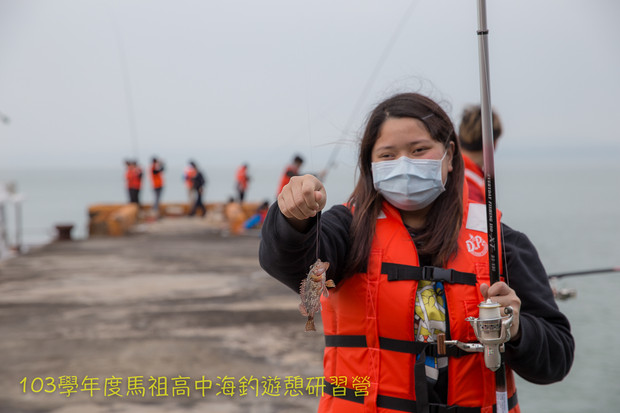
<box><xmin>299</xmin><ymin>258</ymin><xmax>335</xmax><ymax>332</ymax></box>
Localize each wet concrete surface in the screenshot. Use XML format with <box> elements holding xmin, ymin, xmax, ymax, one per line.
<box><xmin>0</xmin><ymin>218</ymin><xmax>324</xmax><ymax>413</ymax></box>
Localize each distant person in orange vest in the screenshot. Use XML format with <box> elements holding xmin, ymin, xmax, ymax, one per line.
<box><xmin>188</xmin><ymin>161</ymin><xmax>207</xmax><ymax>217</ymax></box>
<box><xmin>458</xmin><ymin>105</ymin><xmax>503</xmax><ymax>203</ymax></box>
<box><xmin>150</xmin><ymin>156</ymin><xmax>165</xmax><ymax>215</ymax></box>
<box><xmin>126</xmin><ymin>160</ymin><xmax>143</xmax><ymax>206</ymax></box>
<box><xmin>235</xmin><ymin>163</ymin><xmax>250</xmax><ymax>204</ymax></box>
<box><xmin>183</xmin><ymin>160</ymin><xmax>197</xmax><ymax>211</ymax></box>
<box><xmin>277</xmin><ymin>155</ymin><xmax>304</xmax><ymax>195</ymax></box>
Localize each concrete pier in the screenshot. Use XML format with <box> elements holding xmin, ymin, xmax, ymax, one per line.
<box><xmin>0</xmin><ymin>217</ymin><xmax>324</xmax><ymax>413</ymax></box>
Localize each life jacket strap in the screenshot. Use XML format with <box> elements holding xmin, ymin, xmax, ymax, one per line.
<box><xmin>324</xmin><ymin>381</ymin><xmax>518</xmax><ymax>413</ymax></box>
<box><xmin>325</xmin><ymin>335</ymin><xmax>472</xmax><ymax>358</ymax></box>
<box><xmin>381</xmin><ymin>263</ymin><xmax>478</xmax><ymax>285</ymax></box>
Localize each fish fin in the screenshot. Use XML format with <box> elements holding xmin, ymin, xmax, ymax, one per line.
<box><xmin>299</xmin><ymin>278</ymin><xmax>307</xmax><ymax>295</ymax></box>
<box><xmin>299</xmin><ymin>302</ymin><xmax>308</xmax><ymax>316</ymax></box>
<box><xmin>325</xmin><ymin>279</ymin><xmax>336</xmax><ymax>288</ymax></box>
<box><xmin>305</xmin><ymin>316</ymin><xmax>316</xmax><ymax>332</ymax></box>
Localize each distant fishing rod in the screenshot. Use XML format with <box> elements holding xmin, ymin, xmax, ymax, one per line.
<box><xmin>109</xmin><ymin>4</ymin><xmax>140</xmax><ymax>159</ymax></box>
<box><xmin>548</xmin><ymin>267</ymin><xmax>620</xmax><ymax>301</ymax></box>
<box><xmin>321</xmin><ymin>0</ymin><xmax>419</xmax><ymax>181</ymax></box>
<box><xmin>548</xmin><ymin>267</ymin><xmax>620</xmax><ymax>279</ymax></box>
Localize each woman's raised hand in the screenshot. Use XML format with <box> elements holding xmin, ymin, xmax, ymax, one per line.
<box><xmin>278</xmin><ymin>174</ymin><xmax>327</xmax><ymax>226</ymax></box>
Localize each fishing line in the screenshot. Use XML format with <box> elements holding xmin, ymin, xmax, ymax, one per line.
<box><xmin>108</xmin><ymin>1</ymin><xmax>140</xmax><ymax>160</ymax></box>
<box><xmin>499</xmin><ymin>203</ymin><xmax>509</xmax><ymax>285</ymax></box>
<box><xmin>322</xmin><ymin>0</ymin><xmax>421</xmax><ymax>180</ymax></box>
<box><xmin>298</xmin><ymin>2</ymin><xmax>318</xmax><ymax>179</ymax></box>
<box><xmin>315</xmin><ymin>211</ymin><xmax>321</xmax><ymax>260</ymax></box>
<box><xmin>297</xmin><ymin>4</ymin><xmax>322</xmax><ymax>261</ymax></box>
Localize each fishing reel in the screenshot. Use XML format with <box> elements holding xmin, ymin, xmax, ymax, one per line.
<box><xmin>438</xmin><ymin>299</ymin><xmax>513</xmax><ymax>372</ymax></box>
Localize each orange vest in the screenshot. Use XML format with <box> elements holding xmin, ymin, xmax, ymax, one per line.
<box><xmin>128</xmin><ymin>166</ymin><xmax>142</xmax><ymax>190</ymax></box>
<box><xmin>151</xmin><ymin>163</ymin><xmax>164</xmax><ymax>189</ymax></box>
<box><xmin>463</xmin><ymin>154</ymin><xmax>485</xmax><ymax>204</ymax></box>
<box><xmin>319</xmin><ymin>201</ymin><xmax>519</xmax><ymax>413</ymax></box>
<box><xmin>125</xmin><ymin>168</ymin><xmax>133</xmax><ymax>188</ymax></box>
<box><xmin>184</xmin><ymin>167</ymin><xmax>197</xmax><ymax>189</ymax></box>
<box><xmin>236</xmin><ymin>166</ymin><xmax>248</xmax><ymax>191</ymax></box>
<box><xmin>277</xmin><ymin>165</ymin><xmax>299</xmax><ymax>195</ymax></box>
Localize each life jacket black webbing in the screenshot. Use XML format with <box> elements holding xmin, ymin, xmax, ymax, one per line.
<box><xmin>324</xmin><ymin>335</ymin><xmax>472</xmax><ymax>358</ymax></box>
<box><xmin>381</xmin><ymin>263</ymin><xmax>478</xmax><ymax>285</ymax></box>
<box><xmin>322</xmin><ymin>262</ymin><xmax>509</xmax><ymax>412</ymax></box>
<box><xmin>324</xmin><ymin>381</ymin><xmax>518</xmax><ymax>413</ymax></box>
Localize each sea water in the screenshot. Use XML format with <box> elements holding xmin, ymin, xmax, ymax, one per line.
<box><xmin>0</xmin><ymin>163</ymin><xmax>359</xmax><ymax>244</ymax></box>
<box><xmin>495</xmin><ymin>158</ymin><xmax>620</xmax><ymax>412</ymax></box>
<box><xmin>1</xmin><ymin>158</ymin><xmax>619</xmax><ymax>411</ymax></box>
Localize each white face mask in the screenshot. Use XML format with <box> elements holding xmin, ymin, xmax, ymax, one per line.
<box><xmin>371</xmin><ymin>153</ymin><xmax>447</xmax><ymax>211</ymax></box>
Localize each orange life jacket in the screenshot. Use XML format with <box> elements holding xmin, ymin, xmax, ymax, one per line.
<box><xmin>128</xmin><ymin>166</ymin><xmax>142</xmax><ymax>190</ymax></box>
<box><xmin>277</xmin><ymin>165</ymin><xmax>299</xmax><ymax>195</ymax></box>
<box><xmin>463</xmin><ymin>154</ymin><xmax>485</xmax><ymax>204</ymax></box>
<box><xmin>151</xmin><ymin>163</ymin><xmax>164</xmax><ymax>189</ymax></box>
<box><xmin>125</xmin><ymin>167</ymin><xmax>133</xmax><ymax>188</ymax></box>
<box><xmin>236</xmin><ymin>166</ymin><xmax>248</xmax><ymax>191</ymax></box>
<box><xmin>184</xmin><ymin>167</ymin><xmax>197</xmax><ymax>189</ymax></box>
<box><xmin>319</xmin><ymin>201</ymin><xmax>519</xmax><ymax>413</ymax></box>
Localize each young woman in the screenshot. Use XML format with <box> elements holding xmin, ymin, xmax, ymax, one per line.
<box><xmin>259</xmin><ymin>93</ymin><xmax>574</xmax><ymax>413</ymax></box>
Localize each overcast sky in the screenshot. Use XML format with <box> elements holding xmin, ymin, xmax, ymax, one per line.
<box><xmin>0</xmin><ymin>0</ymin><xmax>619</xmax><ymax>170</ymax></box>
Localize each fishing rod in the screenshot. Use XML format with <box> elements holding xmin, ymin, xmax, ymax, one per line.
<box><xmin>548</xmin><ymin>267</ymin><xmax>620</xmax><ymax>300</ymax></box>
<box><xmin>438</xmin><ymin>4</ymin><xmax>513</xmax><ymax>412</ymax></box>
<box><xmin>439</xmin><ymin>7</ymin><xmax>515</xmax><ymax>406</ymax></box>
<box><xmin>109</xmin><ymin>4</ymin><xmax>140</xmax><ymax>160</ymax></box>
<box><xmin>321</xmin><ymin>0</ymin><xmax>419</xmax><ymax>181</ymax></box>
<box><xmin>476</xmin><ymin>1</ymin><xmax>511</xmax><ymax>412</ymax></box>
<box><xmin>548</xmin><ymin>266</ymin><xmax>620</xmax><ymax>279</ymax></box>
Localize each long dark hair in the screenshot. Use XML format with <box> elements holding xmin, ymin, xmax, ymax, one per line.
<box><xmin>345</xmin><ymin>93</ymin><xmax>464</xmax><ymax>276</ymax></box>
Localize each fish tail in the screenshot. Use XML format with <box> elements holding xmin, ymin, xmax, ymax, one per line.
<box><xmin>305</xmin><ymin>316</ymin><xmax>316</xmax><ymax>332</ymax></box>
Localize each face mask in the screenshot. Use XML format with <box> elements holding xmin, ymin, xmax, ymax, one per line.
<box><xmin>371</xmin><ymin>153</ymin><xmax>447</xmax><ymax>211</ymax></box>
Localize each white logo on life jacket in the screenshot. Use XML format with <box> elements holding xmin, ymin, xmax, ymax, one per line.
<box><xmin>466</xmin><ymin>234</ymin><xmax>488</xmax><ymax>257</ymax></box>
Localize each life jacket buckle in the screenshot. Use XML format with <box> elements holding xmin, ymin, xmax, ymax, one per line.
<box><xmin>422</xmin><ymin>266</ymin><xmax>453</xmax><ymax>283</ymax></box>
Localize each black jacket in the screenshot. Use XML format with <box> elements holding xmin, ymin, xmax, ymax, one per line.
<box><xmin>192</xmin><ymin>171</ymin><xmax>206</xmax><ymax>190</ymax></box>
